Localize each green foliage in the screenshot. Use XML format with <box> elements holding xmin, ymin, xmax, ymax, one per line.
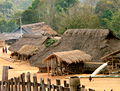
<box><xmin>107</xmin><ymin>10</ymin><xmax>120</xmax><ymax>38</ymax></box>
<box><xmin>100</xmin><ymin>9</ymin><xmax>113</xmax><ymax>28</ymax></box>
<box><xmin>55</xmin><ymin>0</ymin><xmax>78</xmax><ymax>12</ymax></box>
<box><xmin>0</xmin><ymin>18</ymin><xmax>18</xmax><ymax>33</ymax></box>
<box><xmin>44</xmin><ymin>39</ymin><xmax>58</xmax><ymax>47</ymax></box>
<box><xmin>21</xmin><ymin>9</ymin><xmax>39</xmax><ymax>24</ymax></box>
<box><xmin>56</xmin><ymin>4</ymin><xmax>100</xmax><ymax>34</ymax></box>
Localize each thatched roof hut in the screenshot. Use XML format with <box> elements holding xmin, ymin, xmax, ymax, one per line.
<box><xmin>9</xmin><ymin>34</ymin><xmax>48</xmax><ymax>52</ymax></box>
<box><xmin>30</xmin><ymin>29</ymin><xmax>120</xmax><ymax>68</ymax></box>
<box><xmin>43</xmin><ymin>50</ymin><xmax>92</xmax><ymax>75</ymax></box>
<box><xmin>13</xmin><ymin>22</ymin><xmax>58</xmax><ymax>36</ymax></box>
<box><xmin>44</xmin><ymin>50</ymin><xmax>92</xmax><ymax>64</ymax></box>
<box><xmin>18</xmin><ymin>45</ymin><xmax>38</xmax><ymax>55</ymax></box>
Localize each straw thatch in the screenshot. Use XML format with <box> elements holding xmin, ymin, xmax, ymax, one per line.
<box><xmin>44</xmin><ymin>50</ymin><xmax>92</xmax><ymax>64</ymax></box>
<box><xmin>13</xmin><ymin>22</ymin><xmax>58</xmax><ymax>36</ymax></box>
<box><xmin>0</xmin><ymin>33</ymin><xmax>22</xmax><ymax>41</ymax></box>
<box><xmin>18</xmin><ymin>45</ymin><xmax>39</xmax><ymax>55</ymax></box>
<box><xmin>9</xmin><ymin>34</ymin><xmax>48</xmax><ymax>52</ymax></box>
<box><xmin>30</xmin><ymin>29</ymin><xmax>120</xmax><ymax>68</ymax></box>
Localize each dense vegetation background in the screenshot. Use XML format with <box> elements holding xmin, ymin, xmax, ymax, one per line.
<box><xmin>0</xmin><ymin>0</ymin><xmax>120</xmax><ymax>37</ymax></box>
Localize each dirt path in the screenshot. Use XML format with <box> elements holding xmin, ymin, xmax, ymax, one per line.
<box><xmin>0</xmin><ymin>47</ymin><xmax>120</xmax><ymax>91</ymax></box>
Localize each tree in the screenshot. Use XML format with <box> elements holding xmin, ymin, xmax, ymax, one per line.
<box><xmin>57</xmin><ymin>3</ymin><xmax>100</xmax><ymax>34</ymax></box>
<box><xmin>107</xmin><ymin>10</ymin><xmax>120</xmax><ymax>38</ymax></box>
<box><xmin>21</xmin><ymin>9</ymin><xmax>39</xmax><ymax>24</ymax></box>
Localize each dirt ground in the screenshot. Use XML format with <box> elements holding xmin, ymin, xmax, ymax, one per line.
<box><xmin>0</xmin><ymin>47</ymin><xmax>120</xmax><ymax>91</ymax></box>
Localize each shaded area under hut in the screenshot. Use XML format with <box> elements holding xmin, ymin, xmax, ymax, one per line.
<box><xmin>43</xmin><ymin>50</ymin><xmax>92</xmax><ymax>76</ymax></box>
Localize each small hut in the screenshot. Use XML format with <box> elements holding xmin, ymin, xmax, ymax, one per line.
<box><xmin>17</xmin><ymin>45</ymin><xmax>39</xmax><ymax>60</ymax></box>
<box><xmin>43</xmin><ymin>50</ymin><xmax>92</xmax><ymax>76</ymax></box>
<box><xmin>101</xmin><ymin>50</ymin><xmax>120</xmax><ymax>74</ymax></box>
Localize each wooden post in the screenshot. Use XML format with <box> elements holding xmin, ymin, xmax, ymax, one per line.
<box><xmin>1</xmin><ymin>66</ymin><xmax>10</xmax><ymax>91</ymax></box>
<box><xmin>20</xmin><ymin>73</ymin><xmax>26</xmax><ymax>91</ymax></box>
<box><xmin>47</xmin><ymin>62</ymin><xmax>50</xmax><ymax>76</ymax></box>
<box><xmin>47</xmin><ymin>78</ymin><xmax>51</xmax><ymax>91</ymax></box>
<box><xmin>10</xmin><ymin>78</ymin><xmax>14</xmax><ymax>91</ymax></box>
<box><xmin>56</xmin><ymin>79</ymin><xmax>61</xmax><ymax>91</ymax></box>
<box><xmin>18</xmin><ymin>77</ymin><xmax>21</xmax><ymax>91</ymax></box>
<box><xmin>33</xmin><ymin>74</ymin><xmax>38</xmax><ymax>91</ymax></box>
<box><xmin>14</xmin><ymin>77</ymin><xmax>18</xmax><ymax>91</ymax></box>
<box><xmin>69</xmin><ymin>76</ymin><xmax>80</xmax><ymax>91</ymax></box>
<box><xmin>26</xmin><ymin>72</ymin><xmax>31</xmax><ymax>91</ymax></box>
<box><xmin>2</xmin><ymin>66</ymin><xmax>9</xmax><ymax>81</ymax></box>
<box><xmin>64</xmin><ymin>80</ymin><xmax>70</xmax><ymax>91</ymax></box>
<box><xmin>40</xmin><ymin>78</ymin><xmax>45</xmax><ymax>91</ymax></box>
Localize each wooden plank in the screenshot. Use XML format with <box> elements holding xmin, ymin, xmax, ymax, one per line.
<box><xmin>18</xmin><ymin>77</ymin><xmax>21</xmax><ymax>91</ymax></box>
<box><xmin>47</xmin><ymin>78</ymin><xmax>51</xmax><ymax>91</ymax></box>
<box><xmin>0</xmin><ymin>81</ymin><xmax>1</xmax><ymax>91</ymax></box>
<box><xmin>52</xmin><ymin>85</ymin><xmax>55</xmax><ymax>91</ymax></box>
<box><xmin>64</xmin><ymin>80</ymin><xmax>70</xmax><ymax>91</ymax></box>
<box><xmin>20</xmin><ymin>73</ymin><xmax>26</xmax><ymax>91</ymax></box>
<box><xmin>40</xmin><ymin>78</ymin><xmax>45</xmax><ymax>91</ymax></box>
<box><xmin>33</xmin><ymin>74</ymin><xmax>38</xmax><ymax>91</ymax></box>
<box><xmin>1</xmin><ymin>81</ymin><xmax>5</xmax><ymax>91</ymax></box>
<box><xmin>26</xmin><ymin>72</ymin><xmax>31</xmax><ymax>91</ymax></box>
<box><xmin>101</xmin><ymin>50</ymin><xmax>120</xmax><ymax>60</ymax></box>
<box><xmin>14</xmin><ymin>77</ymin><xmax>18</xmax><ymax>91</ymax></box>
<box><xmin>2</xmin><ymin>66</ymin><xmax>9</xmax><ymax>81</ymax></box>
<box><xmin>10</xmin><ymin>78</ymin><xmax>14</xmax><ymax>91</ymax></box>
<box><xmin>56</xmin><ymin>79</ymin><xmax>61</xmax><ymax>91</ymax></box>
<box><xmin>69</xmin><ymin>76</ymin><xmax>80</xmax><ymax>91</ymax></box>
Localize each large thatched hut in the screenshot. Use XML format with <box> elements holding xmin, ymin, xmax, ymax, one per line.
<box><xmin>43</xmin><ymin>50</ymin><xmax>92</xmax><ymax>75</ymax></box>
<box><xmin>30</xmin><ymin>29</ymin><xmax>120</xmax><ymax>70</ymax></box>
<box><xmin>13</xmin><ymin>22</ymin><xmax>58</xmax><ymax>36</ymax></box>
<box><xmin>9</xmin><ymin>34</ymin><xmax>48</xmax><ymax>52</ymax></box>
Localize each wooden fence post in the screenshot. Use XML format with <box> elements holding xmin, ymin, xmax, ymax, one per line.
<box><xmin>2</xmin><ymin>66</ymin><xmax>9</xmax><ymax>81</ymax></box>
<box><xmin>10</xmin><ymin>78</ymin><xmax>14</xmax><ymax>91</ymax></box>
<box><xmin>26</xmin><ymin>72</ymin><xmax>31</xmax><ymax>91</ymax></box>
<box><xmin>69</xmin><ymin>76</ymin><xmax>80</xmax><ymax>91</ymax></box>
<box><xmin>33</xmin><ymin>74</ymin><xmax>38</xmax><ymax>91</ymax></box>
<box><xmin>47</xmin><ymin>78</ymin><xmax>51</xmax><ymax>91</ymax></box>
<box><xmin>18</xmin><ymin>77</ymin><xmax>21</xmax><ymax>91</ymax></box>
<box><xmin>1</xmin><ymin>66</ymin><xmax>8</xmax><ymax>91</ymax></box>
<box><xmin>14</xmin><ymin>77</ymin><xmax>18</xmax><ymax>91</ymax></box>
<box><xmin>40</xmin><ymin>78</ymin><xmax>45</xmax><ymax>91</ymax></box>
<box><xmin>56</xmin><ymin>79</ymin><xmax>61</xmax><ymax>91</ymax></box>
<box><xmin>64</xmin><ymin>80</ymin><xmax>70</xmax><ymax>91</ymax></box>
<box><xmin>20</xmin><ymin>73</ymin><xmax>26</xmax><ymax>91</ymax></box>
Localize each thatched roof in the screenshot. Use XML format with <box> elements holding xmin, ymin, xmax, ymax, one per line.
<box><xmin>17</xmin><ymin>45</ymin><xmax>39</xmax><ymax>55</ymax></box>
<box><xmin>13</xmin><ymin>22</ymin><xmax>58</xmax><ymax>36</ymax></box>
<box><xmin>9</xmin><ymin>34</ymin><xmax>48</xmax><ymax>52</ymax></box>
<box><xmin>30</xmin><ymin>29</ymin><xmax>120</xmax><ymax>67</ymax></box>
<box><xmin>0</xmin><ymin>33</ymin><xmax>22</xmax><ymax>41</ymax></box>
<box><xmin>44</xmin><ymin>50</ymin><xmax>92</xmax><ymax>64</ymax></box>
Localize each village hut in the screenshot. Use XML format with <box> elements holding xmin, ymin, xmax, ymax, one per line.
<box><xmin>13</xmin><ymin>22</ymin><xmax>58</xmax><ymax>36</ymax></box>
<box><xmin>43</xmin><ymin>50</ymin><xmax>92</xmax><ymax>75</ymax></box>
<box><xmin>100</xmin><ymin>50</ymin><xmax>120</xmax><ymax>74</ymax></box>
<box><xmin>9</xmin><ymin>34</ymin><xmax>48</xmax><ymax>52</ymax></box>
<box><xmin>15</xmin><ymin>45</ymin><xmax>39</xmax><ymax>60</ymax></box>
<box><xmin>0</xmin><ymin>33</ymin><xmax>22</xmax><ymax>46</ymax></box>
<box><xmin>30</xmin><ymin>29</ymin><xmax>120</xmax><ymax>73</ymax></box>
